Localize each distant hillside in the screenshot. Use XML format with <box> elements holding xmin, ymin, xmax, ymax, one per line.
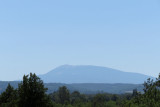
<box><xmin>0</xmin><ymin>81</ymin><xmax>20</xmax><ymax>93</ymax></box>
<box><xmin>0</xmin><ymin>81</ymin><xmax>143</xmax><ymax>94</ymax></box>
<box><xmin>0</xmin><ymin>65</ymin><xmax>153</xmax><ymax>94</ymax></box>
<box><xmin>39</xmin><ymin>65</ymin><xmax>153</xmax><ymax>84</ymax></box>
<box><xmin>45</xmin><ymin>83</ymin><xmax>144</xmax><ymax>94</ymax></box>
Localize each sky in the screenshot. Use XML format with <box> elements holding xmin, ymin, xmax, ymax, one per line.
<box><xmin>0</xmin><ymin>0</ymin><xmax>160</xmax><ymax>81</ymax></box>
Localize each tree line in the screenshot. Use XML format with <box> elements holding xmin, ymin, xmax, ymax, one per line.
<box><xmin>0</xmin><ymin>73</ymin><xmax>160</xmax><ymax>107</ymax></box>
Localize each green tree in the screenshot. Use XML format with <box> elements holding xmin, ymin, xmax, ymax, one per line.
<box><xmin>58</xmin><ymin>86</ymin><xmax>70</xmax><ymax>104</ymax></box>
<box><xmin>0</xmin><ymin>84</ymin><xmax>18</xmax><ymax>107</ymax></box>
<box><xmin>132</xmin><ymin>89</ymin><xmax>138</xmax><ymax>97</ymax></box>
<box><xmin>92</xmin><ymin>94</ymin><xmax>106</xmax><ymax>107</ymax></box>
<box><xmin>18</xmin><ymin>73</ymin><xmax>53</xmax><ymax>107</ymax></box>
<box><xmin>70</xmin><ymin>91</ymin><xmax>86</xmax><ymax>104</ymax></box>
<box><xmin>125</xmin><ymin>74</ymin><xmax>160</xmax><ymax>107</ymax></box>
<box><xmin>111</xmin><ymin>94</ymin><xmax>119</xmax><ymax>101</ymax></box>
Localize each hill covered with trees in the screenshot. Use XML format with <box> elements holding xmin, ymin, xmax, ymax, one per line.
<box><xmin>0</xmin><ymin>81</ymin><xmax>143</xmax><ymax>94</ymax></box>
<box><xmin>0</xmin><ymin>73</ymin><xmax>160</xmax><ymax>107</ymax></box>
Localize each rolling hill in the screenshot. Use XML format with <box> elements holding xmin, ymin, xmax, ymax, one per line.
<box><xmin>0</xmin><ymin>81</ymin><xmax>143</xmax><ymax>94</ymax></box>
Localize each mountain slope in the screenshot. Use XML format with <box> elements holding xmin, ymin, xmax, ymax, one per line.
<box><xmin>39</xmin><ymin>65</ymin><xmax>153</xmax><ymax>84</ymax></box>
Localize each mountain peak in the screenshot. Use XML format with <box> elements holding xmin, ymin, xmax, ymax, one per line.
<box><xmin>39</xmin><ymin>65</ymin><xmax>154</xmax><ymax>84</ymax></box>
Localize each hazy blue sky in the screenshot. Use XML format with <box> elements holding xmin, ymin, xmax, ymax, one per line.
<box><xmin>0</xmin><ymin>0</ymin><xmax>160</xmax><ymax>80</ymax></box>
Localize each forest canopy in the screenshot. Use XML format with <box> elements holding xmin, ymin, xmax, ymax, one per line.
<box><xmin>0</xmin><ymin>73</ymin><xmax>160</xmax><ymax>107</ymax></box>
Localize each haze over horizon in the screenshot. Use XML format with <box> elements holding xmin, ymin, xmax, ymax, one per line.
<box><xmin>0</xmin><ymin>0</ymin><xmax>160</xmax><ymax>81</ymax></box>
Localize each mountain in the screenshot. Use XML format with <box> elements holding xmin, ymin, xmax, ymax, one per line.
<box><xmin>39</xmin><ymin>65</ymin><xmax>154</xmax><ymax>84</ymax></box>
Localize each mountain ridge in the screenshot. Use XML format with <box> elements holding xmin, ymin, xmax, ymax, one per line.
<box><xmin>39</xmin><ymin>65</ymin><xmax>154</xmax><ymax>84</ymax></box>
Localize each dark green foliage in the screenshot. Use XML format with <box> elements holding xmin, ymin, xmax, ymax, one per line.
<box><xmin>57</xmin><ymin>86</ymin><xmax>70</xmax><ymax>104</ymax></box>
<box><xmin>70</xmin><ymin>91</ymin><xmax>86</xmax><ymax>104</ymax></box>
<box><xmin>132</xmin><ymin>88</ymin><xmax>138</xmax><ymax>97</ymax></box>
<box><xmin>92</xmin><ymin>94</ymin><xmax>106</xmax><ymax>107</ymax></box>
<box><xmin>123</xmin><ymin>74</ymin><xmax>160</xmax><ymax>107</ymax></box>
<box><xmin>111</xmin><ymin>94</ymin><xmax>119</xmax><ymax>101</ymax></box>
<box><xmin>0</xmin><ymin>73</ymin><xmax>53</xmax><ymax>107</ymax></box>
<box><xmin>0</xmin><ymin>84</ymin><xmax>18</xmax><ymax>107</ymax></box>
<box><xmin>105</xmin><ymin>101</ymin><xmax>118</xmax><ymax>107</ymax></box>
<box><xmin>1</xmin><ymin>73</ymin><xmax>160</xmax><ymax>107</ymax></box>
<box><xmin>49</xmin><ymin>86</ymin><xmax>132</xmax><ymax>107</ymax></box>
<box><xmin>18</xmin><ymin>73</ymin><xmax>53</xmax><ymax>107</ymax></box>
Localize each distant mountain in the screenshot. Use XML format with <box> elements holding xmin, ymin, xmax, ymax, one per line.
<box><xmin>39</xmin><ymin>65</ymin><xmax>154</xmax><ymax>84</ymax></box>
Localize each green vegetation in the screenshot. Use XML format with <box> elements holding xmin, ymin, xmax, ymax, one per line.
<box><xmin>0</xmin><ymin>84</ymin><xmax>18</xmax><ymax>107</ymax></box>
<box><xmin>124</xmin><ymin>74</ymin><xmax>160</xmax><ymax>107</ymax></box>
<box><xmin>0</xmin><ymin>73</ymin><xmax>160</xmax><ymax>107</ymax></box>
